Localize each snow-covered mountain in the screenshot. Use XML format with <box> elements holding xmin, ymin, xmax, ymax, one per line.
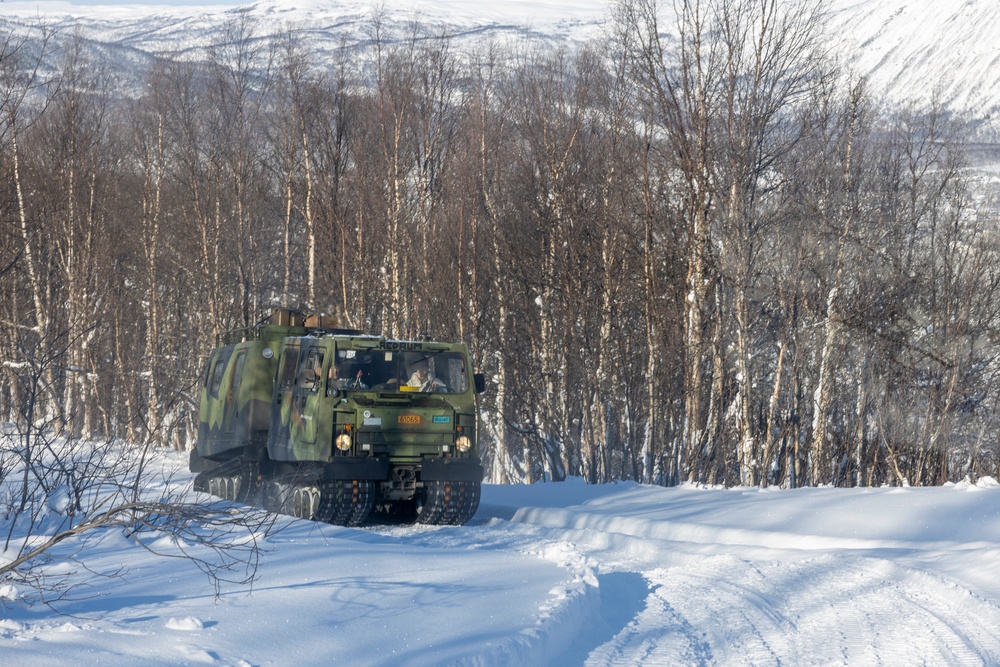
<box><xmin>3</xmin><ymin>0</ymin><xmax>1000</xmax><ymax>125</ymax></box>
<box><xmin>1</xmin><ymin>0</ymin><xmax>605</xmax><ymax>66</ymax></box>
<box><xmin>824</xmin><ymin>0</ymin><xmax>1000</xmax><ymax>123</ymax></box>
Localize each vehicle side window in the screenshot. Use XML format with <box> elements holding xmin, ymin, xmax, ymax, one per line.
<box><xmin>202</xmin><ymin>359</ymin><xmax>213</xmax><ymax>388</ymax></box>
<box><xmin>209</xmin><ymin>356</ymin><xmax>227</xmax><ymax>398</ymax></box>
<box><xmin>444</xmin><ymin>356</ymin><xmax>468</xmax><ymax>393</ymax></box>
<box><xmin>299</xmin><ymin>349</ymin><xmax>324</xmax><ymax>393</ymax></box>
<box><xmin>279</xmin><ymin>348</ymin><xmax>300</xmax><ymax>390</ymax></box>
<box><xmin>231</xmin><ymin>352</ymin><xmax>247</xmax><ymax>397</ymax></box>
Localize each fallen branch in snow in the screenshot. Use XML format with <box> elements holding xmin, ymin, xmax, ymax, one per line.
<box><xmin>0</xmin><ymin>426</ymin><xmax>281</xmax><ymax>609</ymax></box>
<box><xmin>0</xmin><ymin>322</ymin><xmax>283</xmax><ymax>609</ymax></box>
<box><xmin>1</xmin><ymin>496</ymin><xmax>279</xmax><ymax>599</ymax></box>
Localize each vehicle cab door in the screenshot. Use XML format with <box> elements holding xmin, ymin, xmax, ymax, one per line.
<box><xmin>291</xmin><ymin>342</ymin><xmax>328</xmax><ymax>449</ymax></box>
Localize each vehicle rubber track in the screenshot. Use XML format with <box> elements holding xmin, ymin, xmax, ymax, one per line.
<box><xmin>193</xmin><ymin>457</ymin><xmax>257</xmax><ymax>503</ymax></box>
<box><xmin>416</xmin><ymin>479</ymin><xmax>481</xmax><ymax>525</ymax></box>
<box><xmin>197</xmin><ymin>464</ymin><xmax>474</xmax><ymax>526</ymax></box>
<box><xmin>264</xmin><ymin>475</ymin><xmax>375</xmax><ymax>527</ymax></box>
<box><xmin>315</xmin><ymin>479</ymin><xmax>376</xmax><ymax>526</ymax></box>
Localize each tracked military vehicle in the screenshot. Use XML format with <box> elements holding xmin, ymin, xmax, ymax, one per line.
<box><xmin>190</xmin><ymin>307</ymin><xmax>485</xmax><ymax>526</ymax></box>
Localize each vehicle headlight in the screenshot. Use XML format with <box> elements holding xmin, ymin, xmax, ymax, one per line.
<box><xmin>335</xmin><ymin>433</ymin><xmax>352</xmax><ymax>451</ymax></box>
<box><xmin>455</xmin><ymin>435</ymin><xmax>471</xmax><ymax>452</ymax></box>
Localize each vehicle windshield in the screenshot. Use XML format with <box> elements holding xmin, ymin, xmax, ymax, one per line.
<box><xmin>330</xmin><ymin>347</ymin><xmax>469</xmax><ymax>394</ymax></box>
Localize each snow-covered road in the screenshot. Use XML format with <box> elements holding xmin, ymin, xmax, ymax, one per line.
<box><xmin>430</xmin><ymin>480</ymin><xmax>1000</xmax><ymax>665</ymax></box>
<box><xmin>4</xmin><ymin>454</ymin><xmax>1000</xmax><ymax>666</ymax></box>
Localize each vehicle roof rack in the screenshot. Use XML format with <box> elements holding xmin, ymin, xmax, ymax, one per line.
<box><xmin>216</xmin><ymin>307</ymin><xmax>360</xmax><ymax>346</ymax></box>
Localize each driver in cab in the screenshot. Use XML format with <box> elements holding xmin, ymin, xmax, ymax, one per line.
<box><xmin>407</xmin><ymin>359</ymin><xmax>445</xmax><ymax>392</ymax></box>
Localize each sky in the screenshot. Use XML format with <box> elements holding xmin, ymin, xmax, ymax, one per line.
<box><xmin>4</xmin><ymin>447</ymin><xmax>1000</xmax><ymax>666</ymax></box>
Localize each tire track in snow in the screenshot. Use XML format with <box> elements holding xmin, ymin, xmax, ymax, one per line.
<box><xmin>577</xmin><ymin>551</ymin><xmax>1000</xmax><ymax>666</ymax></box>
<box><xmin>786</xmin><ymin>554</ymin><xmax>1000</xmax><ymax>666</ymax></box>
<box><xmin>462</xmin><ymin>504</ymin><xmax>1000</xmax><ymax>666</ymax></box>
<box><xmin>583</xmin><ymin>573</ymin><xmax>714</xmax><ymax>667</ymax></box>
<box><xmin>614</xmin><ymin>558</ymin><xmax>794</xmax><ymax>666</ymax></box>
<box><xmin>591</xmin><ymin>553</ymin><xmax>1000</xmax><ymax>666</ymax></box>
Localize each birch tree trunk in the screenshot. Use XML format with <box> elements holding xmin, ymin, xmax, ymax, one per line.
<box><xmin>472</xmin><ymin>47</ymin><xmax>515</xmax><ymax>483</ymax></box>
<box><xmin>142</xmin><ymin>114</ymin><xmax>165</xmax><ymax>437</ymax></box>
<box><xmin>810</xmin><ymin>82</ymin><xmax>862</xmax><ymax>486</ymax></box>
<box><xmin>10</xmin><ymin>121</ymin><xmax>56</xmax><ymax>427</ymax></box>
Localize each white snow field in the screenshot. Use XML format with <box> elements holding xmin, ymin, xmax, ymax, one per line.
<box><xmin>4</xmin><ymin>449</ymin><xmax>1000</xmax><ymax>666</ymax></box>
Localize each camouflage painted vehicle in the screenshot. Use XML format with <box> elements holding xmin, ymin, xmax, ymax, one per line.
<box><xmin>190</xmin><ymin>307</ymin><xmax>485</xmax><ymax>526</ymax></box>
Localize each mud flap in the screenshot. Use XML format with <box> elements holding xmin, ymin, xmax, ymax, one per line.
<box><xmin>420</xmin><ymin>457</ymin><xmax>484</xmax><ymax>482</ymax></box>
<box><xmin>323</xmin><ymin>456</ymin><xmax>389</xmax><ymax>481</ymax></box>
<box><xmin>189</xmin><ymin>447</ymin><xmax>217</xmax><ymax>473</ymax></box>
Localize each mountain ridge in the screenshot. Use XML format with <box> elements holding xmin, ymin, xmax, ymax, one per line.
<box><xmin>3</xmin><ymin>0</ymin><xmax>999</xmax><ymax>127</ymax></box>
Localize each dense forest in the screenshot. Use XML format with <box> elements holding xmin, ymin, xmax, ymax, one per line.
<box><xmin>3</xmin><ymin>0</ymin><xmax>1000</xmax><ymax>488</ymax></box>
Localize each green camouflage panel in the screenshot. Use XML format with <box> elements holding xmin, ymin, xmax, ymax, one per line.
<box><xmin>196</xmin><ymin>339</ymin><xmax>278</xmax><ymax>459</ymax></box>
<box><xmin>195</xmin><ymin>316</ymin><xmax>317</xmax><ymax>460</ymax></box>
<box><xmin>347</xmin><ymin>406</ymin><xmax>476</xmax><ymax>462</ymax></box>
<box><xmin>268</xmin><ymin>338</ymin><xmax>336</xmax><ymax>462</ymax></box>
<box><xmin>268</xmin><ymin>337</ymin><xmax>479</xmax><ymax>467</ymax></box>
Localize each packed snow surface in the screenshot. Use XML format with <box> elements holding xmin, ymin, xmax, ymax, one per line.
<box><xmin>3</xmin><ymin>449</ymin><xmax>1000</xmax><ymax>666</ymax></box>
